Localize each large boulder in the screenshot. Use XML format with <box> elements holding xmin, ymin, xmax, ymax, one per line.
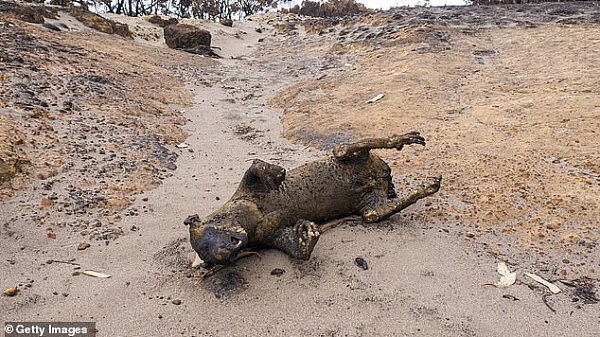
<box><xmin>164</xmin><ymin>23</ymin><xmax>212</xmax><ymax>51</ymax></box>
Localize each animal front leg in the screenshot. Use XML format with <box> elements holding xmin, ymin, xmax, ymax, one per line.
<box><xmin>268</xmin><ymin>219</ymin><xmax>321</xmax><ymax>260</ymax></box>
<box><xmin>332</xmin><ymin>131</ymin><xmax>426</xmax><ymax>160</ymax></box>
<box><xmin>362</xmin><ymin>176</ymin><xmax>442</xmax><ymax>223</ymax></box>
<box><xmin>237</xmin><ymin>159</ymin><xmax>286</xmax><ymax>194</ymax></box>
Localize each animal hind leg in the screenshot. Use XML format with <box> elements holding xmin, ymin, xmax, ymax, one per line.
<box><xmin>362</xmin><ymin>176</ymin><xmax>441</xmax><ymax>223</ymax></box>
<box><xmin>332</xmin><ymin>131</ymin><xmax>426</xmax><ymax>160</ymax></box>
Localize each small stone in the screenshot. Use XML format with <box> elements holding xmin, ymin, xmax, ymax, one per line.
<box><xmin>220</xmin><ymin>18</ymin><xmax>233</xmax><ymax>27</ymax></box>
<box><xmin>158</xmin><ymin>315</ymin><xmax>163</xmax><ymax>319</ymax></box>
<box><xmin>171</xmin><ymin>299</ymin><xmax>182</xmax><ymax>305</ymax></box>
<box><xmin>47</xmin><ymin>230</ymin><xmax>56</xmax><ymax>239</ymax></box>
<box><xmin>465</xmin><ymin>232</ymin><xmax>475</xmax><ymax>238</ymax></box>
<box><xmin>546</xmin><ymin>223</ymin><xmax>560</xmax><ymax>230</ymax></box>
<box><xmin>355</xmin><ymin>257</ymin><xmax>369</xmax><ymax>270</ymax></box>
<box><xmin>77</xmin><ymin>242</ymin><xmax>91</xmax><ymax>250</ymax></box>
<box><xmin>270</xmin><ymin>268</ymin><xmax>285</xmax><ymax>276</ymax></box>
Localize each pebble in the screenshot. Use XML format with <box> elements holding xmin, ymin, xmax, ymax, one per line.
<box><xmin>270</xmin><ymin>268</ymin><xmax>285</xmax><ymax>276</ymax></box>
<box><xmin>171</xmin><ymin>299</ymin><xmax>182</xmax><ymax>305</ymax></box>
<box><xmin>355</xmin><ymin>257</ymin><xmax>369</xmax><ymax>270</ymax></box>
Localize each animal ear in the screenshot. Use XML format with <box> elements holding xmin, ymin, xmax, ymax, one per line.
<box><xmin>184</xmin><ymin>214</ymin><xmax>200</xmax><ymax>226</ymax></box>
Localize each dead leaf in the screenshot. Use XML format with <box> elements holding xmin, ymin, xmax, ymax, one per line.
<box><xmin>3</xmin><ymin>286</ymin><xmax>18</xmax><ymax>296</ymax></box>
<box><xmin>366</xmin><ymin>93</ymin><xmax>384</xmax><ymax>103</ymax></box>
<box><xmin>525</xmin><ymin>272</ymin><xmax>561</xmax><ymax>294</ymax></box>
<box><xmin>494</xmin><ymin>262</ymin><xmax>516</xmax><ymax>288</ymax></box>
<box><xmin>41</xmin><ymin>198</ymin><xmax>54</xmax><ymax>207</ymax></box>
<box><xmin>82</xmin><ymin>270</ymin><xmax>111</xmax><ymax>278</ymax></box>
<box><xmin>191</xmin><ymin>253</ymin><xmax>203</xmax><ymax>268</ymax></box>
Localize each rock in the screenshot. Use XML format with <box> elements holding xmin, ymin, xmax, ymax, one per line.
<box><xmin>163</xmin><ymin>24</ymin><xmax>213</xmax><ymax>55</ymax></box>
<box><xmin>220</xmin><ymin>19</ymin><xmax>233</xmax><ymax>27</ymax></box>
<box><xmin>270</xmin><ymin>268</ymin><xmax>285</xmax><ymax>276</ymax></box>
<box><xmin>46</xmin><ymin>229</ymin><xmax>56</xmax><ymax>239</ymax></box>
<box><xmin>147</xmin><ymin>15</ymin><xmax>179</xmax><ymax>27</ymax></box>
<box><xmin>171</xmin><ymin>299</ymin><xmax>182</xmax><ymax>305</ymax></box>
<box><xmin>77</xmin><ymin>242</ymin><xmax>91</xmax><ymax>251</ymax></box>
<box><xmin>69</xmin><ymin>7</ymin><xmax>132</xmax><ymax>38</ymax></box>
<box><xmin>354</xmin><ymin>257</ymin><xmax>369</xmax><ymax>270</ymax></box>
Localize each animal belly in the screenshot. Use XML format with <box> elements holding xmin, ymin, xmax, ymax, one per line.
<box><xmin>263</xmin><ymin>160</ymin><xmax>370</xmax><ymax>223</ymax></box>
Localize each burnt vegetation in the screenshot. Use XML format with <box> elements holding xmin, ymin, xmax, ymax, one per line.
<box><xmin>40</xmin><ymin>0</ymin><xmax>593</xmax><ymax>21</ymax></box>
<box><xmin>285</xmin><ymin>0</ymin><xmax>368</xmax><ymax>18</ymax></box>
<box><xmin>468</xmin><ymin>0</ymin><xmax>586</xmax><ymax>4</ymax></box>
<box><xmin>38</xmin><ymin>0</ymin><xmax>370</xmax><ymax>20</ymax></box>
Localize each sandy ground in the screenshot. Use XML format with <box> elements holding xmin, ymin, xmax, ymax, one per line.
<box><xmin>1</xmin><ymin>2</ymin><xmax>599</xmax><ymax>337</ymax></box>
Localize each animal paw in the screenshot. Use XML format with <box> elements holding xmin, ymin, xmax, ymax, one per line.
<box><xmin>390</xmin><ymin>131</ymin><xmax>425</xmax><ymax>150</ymax></box>
<box><xmin>423</xmin><ymin>175</ymin><xmax>442</xmax><ymax>195</ymax></box>
<box><xmin>295</xmin><ymin>220</ymin><xmax>320</xmax><ymax>246</ymax></box>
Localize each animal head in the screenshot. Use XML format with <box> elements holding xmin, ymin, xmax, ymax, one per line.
<box><xmin>185</xmin><ymin>202</ymin><xmax>259</xmax><ymax>267</ymax></box>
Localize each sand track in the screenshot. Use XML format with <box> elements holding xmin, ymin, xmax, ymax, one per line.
<box><xmin>1</xmin><ymin>2</ymin><xmax>599</xmax><ymax>336</ymax></box>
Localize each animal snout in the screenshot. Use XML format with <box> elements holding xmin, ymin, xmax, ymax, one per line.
<box><xmin>203</xmin><ymin>227</ymin><xmax>246</xmax><ymax>249</ymax></box>
<box><xmin>190</xmin><ymin>227</ymin><xmax>248</xmax><ymax>265</ymax></box>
